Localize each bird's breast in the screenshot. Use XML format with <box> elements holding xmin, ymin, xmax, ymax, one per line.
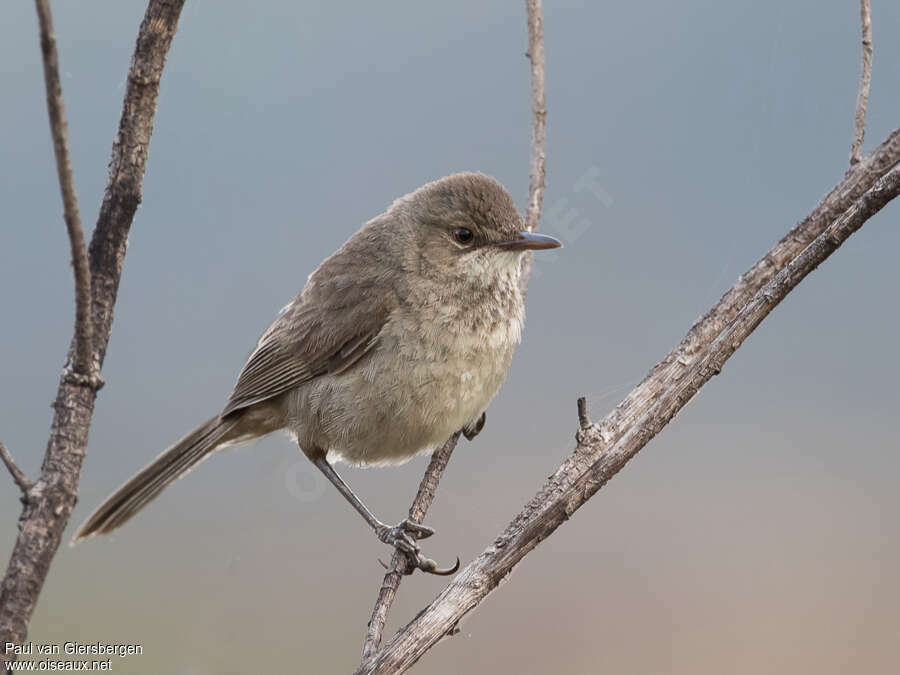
<box><xmin>300</xmin><ymin>283</ymin><xmax>525</xmax><ymax>466</ymax></box>
<box><xmin>373</xmin><ymin>294</ymin><xmax>522</xmax><ymax>430</ymax></box>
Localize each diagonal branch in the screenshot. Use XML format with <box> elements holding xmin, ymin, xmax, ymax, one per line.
<box><xmin>359</xmin><ymin>0</ymin><xmax>550</xmax><ymax>660</ymax></box>
<box><xmin>850</xmin><ymin>0</ymin><xmax>873</xmax><ymax>166</ymax></box>
<box><xmin>358</xmin><ymin>161</ymin><xmax>900</xmax><ymax>674</ymax></box>
<box><xmin>34</xmin><ymin>0</ymin><xmax>95</xmax><ymax>383</ymax></box>
<box><xmin>0</xmin><ymin>1</ymin><xmax>187</xmax><ymax>666</ymax></box>
<box><xmin>355</xmin><ymin>106</ymin><xmax>898</xmax><ymax>675</ymax></box>
<box><xmin>0</xmin><ymin>442</ymin><xmax>32</xmax><ymax>497</ymax></box>
<box><xmin>561</xmin><ymin>127</ymin><xmax>897</xmax><ymax>486</ymax></box>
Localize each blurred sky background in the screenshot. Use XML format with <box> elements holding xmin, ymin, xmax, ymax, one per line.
<box><xmin>2</xmin><ymin>1</ymin><xmax>899</xmax><ymax>673</ymax></box>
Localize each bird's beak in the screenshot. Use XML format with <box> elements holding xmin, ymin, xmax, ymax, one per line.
<box><xmin>492</xmin><ymin>231</ymin><xmax>562</xmax><ymax>251</ymax></box>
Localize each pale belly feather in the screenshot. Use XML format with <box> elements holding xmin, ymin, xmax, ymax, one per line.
<box><xmin>285</xmin><ymin>300</ymin><xmax>522</xmax><ymax>466</ymax></box>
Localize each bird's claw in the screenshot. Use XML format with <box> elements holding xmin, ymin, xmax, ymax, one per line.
<box><xmin>398</xmin><ymin>518</ymin><xmax>435</xmax><ymax>540</ymax></box>
<box><xmin>375</xmin><ymin>519</ymin><xmax>459</xmax><ymax>576</ymax></box>
<box><xmin>462</xmin><ymin>412</ymin><xmax>486</xmax><ymax>441</ymax></box>
<box><xmin>375</xmin><ymin>518</ymin><xmax>433</xmax><ymax>548</ymax></box>
<box><xmin>416</xmin><ymin>555</ymin><xmax>461</xmax><ymax>576</ymax></box>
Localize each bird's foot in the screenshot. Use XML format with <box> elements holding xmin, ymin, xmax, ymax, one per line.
<box><xmin>375</xmin><ymin>519</ymin><xmax>460</xmax><ymax>576</ymax></box>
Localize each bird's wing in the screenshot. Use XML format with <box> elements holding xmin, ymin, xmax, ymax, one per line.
<box><xmin>221</xmin><ymin>260</ymin><xmax>396</xmax><ymax>418</ymax></box>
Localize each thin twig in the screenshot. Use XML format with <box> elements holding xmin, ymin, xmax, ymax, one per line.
<box><xmin>34</xmin><ymin>0</ymin><xmax>95</xmax><ymax>382</ymax></box>
<box><xmin>359</xmin><ymin>1</ymin><xmax>550</xmax><ymax>660</ymax></box>
<box><xmin>850</xmin><ymin>0</ymin><xmax>873</xmax><ymax>166</ymax></box>
<box><xmin>0</xmin><ymin>1</ymin><xmax>187</xmax><ymax>664</ymax></box>
<box><xmin>358</xmin><ymin>165</ymin><xmax>900</xmax><ymax>675</ymax></box>
<box><xmin>0</xmin><ymin>442</ymin><xmax>32</xmax><ymax>496</ymax></box>
<box><xmin>524</xmin><ymin>0</ymin><xmax>547</xmax><ymax>233</ymax></box>
<box><xmin>361</xmin><ymin>434</ymin><xmax>460</xmax><ymax>659</ymax></box>
<box><xmin>518</xmin><ymin>0</ymin><xmax>548</xmax><ymax>294</ymax></box>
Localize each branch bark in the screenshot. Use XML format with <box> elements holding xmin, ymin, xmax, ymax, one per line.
<box><xmin>0</xmin><ymin>443</ymin><xmax>32</xmax><ymax>497</ymax></box>
<box><xmin>0</xmin><ymin>1</ymin><xmax>186</xmax><ymax>667</ymax></box>
<box><xmin>850</xmin><ymin>0</ymin><xmax>873</xmax><ymax>166</ymax></box>
<box><xmin>357</xmin><ymin>160</ymin><xmax>900</xmax><ymax>674</ymax></box>
<box><xmin>359</xmin><ymin>0</ymin><xmax>550</xmax><ymax>660</ymax></box>
<box><xmin>524</xmin><ymin>0</ymin><xmax>547</xmax><ymax>234</ymax></box>
<box><xmin>34</xmin><ymin>0</ymin><xmax>96</xmax><ymax>383</ymax></box>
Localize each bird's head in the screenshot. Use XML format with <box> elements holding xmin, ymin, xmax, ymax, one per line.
<box><xmin>396</xmin><ymin>172</ymin><xmax>561</xmax><ymax>286</ymax></box>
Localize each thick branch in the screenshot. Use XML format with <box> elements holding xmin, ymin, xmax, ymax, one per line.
<box><xmin>850</xmin><ymin>0</ymin><xmax>873</xmax><ymax>166</ymax></box>
<box><xmin>359</xmin><ymin>0</ymin><xmax>550</xmax><ymax>660</ymax></box>
<box><xmin>34</xmin><ymin>0</ymin><xmax>94</xmax><ymax>381</ymax></box>
<box><xmin>361</xmin><ymin>434</ymin><xmax>460</xmax><ymax>659</ymax></box>
<box><xmin>358</xmin><ymin>163</ymin><xmax>900</xmax><ymax>674</ymax></box>
<box><xmin>0</xmin><ymin>1</ymin><xmax>186</xmax><ymax>665</ymax></box>
<box><xmin>0</xmin><ymin>442</ymin><xmax>32</xmax><ymax>497</ymax></box>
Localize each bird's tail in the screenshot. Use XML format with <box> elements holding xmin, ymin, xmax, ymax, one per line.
<box><xmin>72</xmin><ymin>415</ymin><xmax>239</xmax><ymax>543</ymax></box>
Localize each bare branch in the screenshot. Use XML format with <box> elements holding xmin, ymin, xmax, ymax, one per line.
<box><xmin>358</xmin><ymin>163</ymin><xmax>900</xmax><ymax>674</ymax></box>
<box><xmin>359</xmin><ymin>1</ymin><xmax>550</xmax><ymax>659</ymax></box>
<box><xmin>361</xmin><ymin>434</ymin><xmax>460</xmax><ymax>659</ymax></box>
<box><xmin>524</xmin><ymin>0</ymin><xmax>547</xmax><ymax>233</ymax></box>
<box><xmin>33</xmin><ymin>0</ymin><xmax>95</xmax><ymax>383</ymax></box>
<box><xmin>0</xmin><ymin>1</ymin><xmax>186</xmax><ymax>665</ymax></box>
<box><xmin>0</xmin><ymin>442</ymin><xmax>32</xmax><ymax>497</ymax></box>
<box><xmin>588</xmin><ymin>126</ymin><xmax>899</xmax><ymax>459</ymax></box>
<box><xmin>850</xmin><ymin>0</ymin><xmax>873</xmax><ymax>166</ymax></box>
<box><xmin>518</xmin><ymin>0</ymin><xmax>548</xmax><ymax>295</ymax></box>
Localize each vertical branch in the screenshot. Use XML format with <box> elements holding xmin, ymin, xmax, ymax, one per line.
<box><xmin>360</xmin><ymin>0</ymin><xmax>549</xmax><ymax>661</ymax></box>
<box><xmin>524</xmin><ymin>0</ymin><xmax>547</xmax><ymax>232</ymax></box>
<box><xmin>34</xmin><ymin>0</ymin><xmax>95</xmax><ymax>381</ymax></box>
<box><xmin>850</xmin><ymin>0</ymin><xmax>872</xmax><ymax>166</ymax></box>
<box><xmin>519</xmin><ymin>0</ymin><xmax>548</xmax><ymax>293</ymax></box>
<box><xmin>0</xmin><ymin>1</ymin><xmax>187</xmax><ymax>667</ymax></box>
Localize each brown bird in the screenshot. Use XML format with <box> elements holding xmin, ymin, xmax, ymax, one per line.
<box><xmin>74</xmin><ymin>172</ymin><xmax>561</xmax><ymax>573</ymax></box>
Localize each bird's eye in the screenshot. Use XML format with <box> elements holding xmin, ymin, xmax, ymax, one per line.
<box><xmin>453</xmin><ymin>227</ymin><xmax>474</xmax><ymax>245</ymax></box>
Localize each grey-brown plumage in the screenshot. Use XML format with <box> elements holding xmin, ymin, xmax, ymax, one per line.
<box><xmin>74</xmin><ymin>173</ymin><xmax>560</xmax><ymax>572</ymax></box>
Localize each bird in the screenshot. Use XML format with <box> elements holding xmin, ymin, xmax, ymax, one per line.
<box><xmin>73</xmin><ymin>172</ymin><xmax>561</xmax><ymax>574</ymax></box>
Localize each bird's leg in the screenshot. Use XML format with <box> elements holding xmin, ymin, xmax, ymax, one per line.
<box><xmin>462</xmin><ymin>412</ymin><xmax>486</xmax><ymax>441</ymax></box>
<box><xmin>312</xmin><ymin>457</ymin><xmax>459</xmax><ymax>576</ymax></box>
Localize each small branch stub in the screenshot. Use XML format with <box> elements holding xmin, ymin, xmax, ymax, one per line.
<box><xmin>576</xmin><ymin>397</ymin><xmax>591</xmax><ymax>429</ymax></box>
<box><xmin>575</xmin><ymin>397</ymin><xmax>594</xmax><ymax>446</ymax></box>
<box><xmin>62</xmin><ymin>364</ymin><xmax>105</xmax><ymax>391</ymax></box>
<box><xmin>0</xmin><ymin>442</ymin><xmax>32</xmax><ymax>497</ymax></box>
